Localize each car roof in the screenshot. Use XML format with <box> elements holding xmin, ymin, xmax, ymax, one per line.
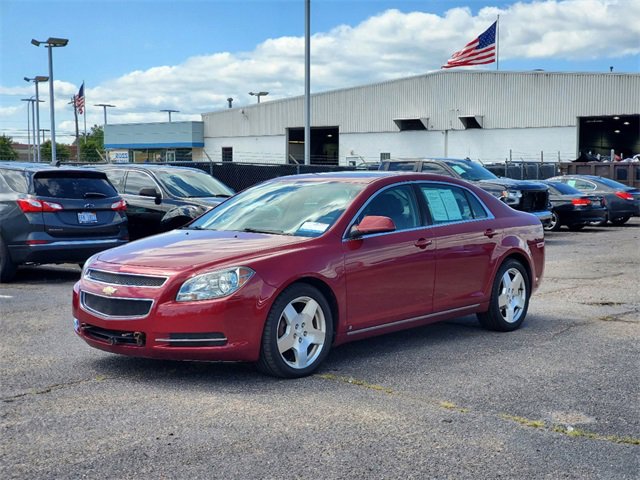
<box><xmin>92</xmin><ymin>163</ymin><xmax>210</xmax><ymax>174</ymax></box>
<box><xmin>0</xmin><ymin>162</ymin><xmax>106</xmax><ymax>175</ymax></box>
<box><xmin>264</xmin><ymin>170</ymin><xmax>478</xmax><ymax>187</ymax></box>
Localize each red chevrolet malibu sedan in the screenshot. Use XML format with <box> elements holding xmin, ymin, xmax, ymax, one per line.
<box><xmin>73</xmin><ymin>172</ymin><xmax>544</xmax><ymax>378</ymax></box>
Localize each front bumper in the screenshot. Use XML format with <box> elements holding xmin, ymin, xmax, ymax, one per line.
<box><xmin>530</xmin><ymin>210</ymin><xmax>553</xmax><ymax>226</ymax></box>
<box><xmin>10</xmin><ymin>239</ymin><xmax>128</xmax><ymax>265</ymax></box>
<box><xmin>72</xmin><ymin>278</ymin><xmax>270</xmax><ymax>363</ymax></box>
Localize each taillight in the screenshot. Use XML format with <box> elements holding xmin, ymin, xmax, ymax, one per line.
<box><xmin>16</xmin><ymin>198</ymin><xmax>63</xmax><ymax>213</ymax></box>
<box><xmin>615</xmin><ymin>191</ymin><xmax>634</xmax><ymax>201</ymax></box>
<box><xmin>111</xmin><ymin>199</ymin><xmax>127</xmax><ymax>211</ymax></box>
<box><xmin>571</xmin><ymin>198</ymin><xmax>591</xmax><ymax>206</ymax></box>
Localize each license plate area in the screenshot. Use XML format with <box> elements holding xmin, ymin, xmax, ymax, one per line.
<box><xmin>78</xmin><ymin>211</ymin><xmax>98</xmax><ymax>224</ymax></box>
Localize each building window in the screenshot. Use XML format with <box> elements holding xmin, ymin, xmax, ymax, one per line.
<box><xmin>222</xmin><ymin>147</ymin><xmax>233</xmax><ymax>162</ymax></box>
<box><xmin>380</xmin><ymin>152</ymin><xmax>391</xmax><ymax>161</ymax></box>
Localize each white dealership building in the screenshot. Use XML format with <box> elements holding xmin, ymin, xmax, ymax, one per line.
<box><xmin>199</xmin><ymin>70</ymin><xmax>639</xmax><ymax>166</ymax></box>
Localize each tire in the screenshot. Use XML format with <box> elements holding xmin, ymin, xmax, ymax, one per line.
<box><xmin>257</xmin><ymin>283</ymin><xmax>333</xmax><ymax>378</ymax></box>
<box><xmin>544</xmin><ymin>211</ymin><xmax>561</xmax><ymax>231</ymax></box>
<box><xmin>477</xmin><ymin>259</ymin><xmax>530</xmax><ymax>332</ymax></box>
<box><xmin>0</xmin><ymin>236</ymin><xmax>17</xmax><ymax>283</ymax></box>
<box><xmin>567</xmin><ymin>223</ymin><xmax>585</xmax><ymax>231</ymax></box>
<box><xmin>610</xmin><ymin>216</ymin><xmax>630</xmax><ymax>226</ymax></box>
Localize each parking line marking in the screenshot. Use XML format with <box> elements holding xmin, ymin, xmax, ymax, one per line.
<box><xmin>0</xmin><ymin>295</ymin><xmax>13</xmax><ymax>299</ymax></box>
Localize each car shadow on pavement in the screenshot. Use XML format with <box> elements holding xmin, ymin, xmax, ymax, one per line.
<box><xmin>88</xmin><ymin>315</ymin><xmax>494</xmax><ymax>385</ymax></box>
<box><xmin>12</xmin><ymin>264</ymin><xmax>81</xmax><ymax>284</ymax></box>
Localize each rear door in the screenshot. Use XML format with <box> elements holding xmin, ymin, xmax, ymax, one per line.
<box><xmin>417</xmin><ymin>183</ymin><xmax>499</xmax><ymax>312</ymax></box>
<box><xmin>32</xmin><ymin>171</ymin><xmax>123</xmax><ymax>238</ymax></box>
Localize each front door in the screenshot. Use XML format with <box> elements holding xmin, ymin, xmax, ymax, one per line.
<box><xmin>343</xmin><ymin>184</ymin><xmax>435</xmax><ymax>332</ymax></box>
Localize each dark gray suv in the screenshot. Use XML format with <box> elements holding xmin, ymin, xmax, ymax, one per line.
<box><xmin>0</xmin><ymin>162</ymin><xmax>128</xmax><ymax>282</ymax></box>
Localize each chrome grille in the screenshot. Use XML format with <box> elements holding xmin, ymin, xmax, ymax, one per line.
<box><xmin>86</xmin><ymin>268</ymin><xmax>167</xmax><ymax>287</ymax></box>
<box><xmin>81</xmin><ymin>291</ymin><xmax>153</xmax><ymax>318</ymax></box>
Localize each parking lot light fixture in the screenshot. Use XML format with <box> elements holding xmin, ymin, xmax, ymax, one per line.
<box><xmin>24</xmin><ymin>76</ymin><xmax>49</xmax><ymax>162</ymax></box>
<box><xmin>95</xmin><ymin>104</ymin><xmax>116</xmax><ymax>125</ymax></box>
<box><xmin>160</xmin><ymin>109</ymin><xmax>179</xmax><ymax>122</ymax></box>
<box><xmin>249</xmin><ymin>91</ymin><xmax>269</xmax><ymax>104</ymax></box>
<box><xmin>31</xmin><ymin>37</ymin><xmax>68</xmax><ymax>165</ymax></box>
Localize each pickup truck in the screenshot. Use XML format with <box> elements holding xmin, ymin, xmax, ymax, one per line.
<box><xmin>379</xmin><ymin>158</ymin><xmax>552</xmax><ymax>225</ymax></box>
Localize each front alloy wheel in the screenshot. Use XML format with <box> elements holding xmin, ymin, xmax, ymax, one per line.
<box><xmin>258</xmin><ymin>284</ymin><xmax>333</xmax><ymax>378</ymax></box>
<box><xmin>478</xmin><ymin>259</ymin><xmax>530</xmax><ymax>332</ymax></box>
<box><xmin>544</xmin><ymin>211</ymin><xmax>561</xmax><ymax>231</ymax></box>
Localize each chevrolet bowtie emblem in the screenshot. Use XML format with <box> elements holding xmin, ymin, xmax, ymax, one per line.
<box><xmin>102</xmin><ymin>286</ymin><xmax>118</xmax><ymax>296</ymax></box>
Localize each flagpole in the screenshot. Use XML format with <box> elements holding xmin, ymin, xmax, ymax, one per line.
<box><xmin>496</xmin><ymin>15</ymin><xmax>500</xmax><ymax>71</ymax></box>
<box><xmin>83</xmin><ymin>80</ymin><xmax>87</xmax><ymax>137</ymax></box>
<box><xmin>71</xmin><ymin>96</ymin><xmax>81</xmax><ymax>162</ymax></box>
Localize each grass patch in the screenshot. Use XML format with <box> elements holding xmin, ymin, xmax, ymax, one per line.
<box><xmin>316</xmin><ymin>373</ymin><xmax>394</xmax><ymax>394</ymax></box>
<box><xmin>501</xmin><ymin>414</ymin><xmax>545</xmax><ymax>429</ymax></box>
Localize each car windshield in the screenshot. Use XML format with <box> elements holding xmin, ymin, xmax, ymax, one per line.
<box><xmin>444</xmin><ymin>161</ymin><xmax>498</xmax><ymax>181</ymax></box>
<box><xmin>188</xmin><ymin>180</ymin><xmax>364</xmax><ymax>237</ymax></box>
<box><xmin>156</xmin><ymin>169</ymin><xmax>234</xmax><ymax>198</ymax></box>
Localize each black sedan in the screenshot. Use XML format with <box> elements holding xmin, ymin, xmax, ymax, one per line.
<box><xmin>547</xmin><ymin>175</ymin><xmax>640</xmax><ymax>226</ymax></box>
<box><xmin>538</xmin><ymin>181</ymin><xmax>607</xmax><ymax>231</ymax></box>
<box><xmin>93</xmin><ymin>164</ymin><xmax>234</xmax><ymax>239</ymax></box>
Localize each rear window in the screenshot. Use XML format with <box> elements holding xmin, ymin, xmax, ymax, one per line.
<box><xmin>34</xmin><ymin>174</ymin><xmax>118</xmax><ymax>199</ymax></box>
<box><xmin>545</xmin><ymin>182</ymin><xmax>581</xmax><ymax>195</ymax></box>
<box><xmin>385</xmin><ymin>162</ymin><xmax>417</xmax><ymax>172</ymax></box>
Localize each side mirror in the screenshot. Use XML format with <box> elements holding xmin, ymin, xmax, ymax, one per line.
<box><xmin>350</xmin><ymin>215</ymin><xmax>396</xmax><ymax>237</ymax></box>
<box><xmin>139</xmin><ymin>187</ymin><xmax>161</xmax><ymax>205</ymax></box>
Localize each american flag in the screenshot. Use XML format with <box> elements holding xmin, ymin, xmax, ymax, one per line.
<box><xmin>74</xmin><ymin>83</ymin><xmax>85</xmax><ymax>114</ymax></box>
<box><xmin>442</xmin><ymin>21</ymin><xmax>497</xmax><ymax>69</ymax></box>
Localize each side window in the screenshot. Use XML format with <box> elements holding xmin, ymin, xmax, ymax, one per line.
<box><xmin>464</xmin><ymin>190</ymin><xmax>489</xmax><ymax>219</ymax></box>
<box><xmin>104</xmin><ymin>170</ymin><xmax>126</xmax><ymax>193</ymax></box>
<box><xmin>420</xmin><ymin>163</ymin><xmax>450</xmax><ymax>176</ymax></box>
<box><xmin>124</xmin><ymin>171</ymin><xmax>159</xmax><ymax>195</ymax></box>
<box><xmin>1</xmin><ymin>170</ymin><xmax>29</xmax><ymax>193</ymax></box>
<box><xmin>419</xmin><ymin>184</ymin><xmax>479</xmax><ymax>224</ymax></box>
<box><xmin>358</xmin><ymin>185</ymin><xmax>421</xmax><ymax>231</ymax></box>
<box><xmin>567</xmin><ymin>179</ymin><xmax>596</xmax><ymax>191</ymax></box>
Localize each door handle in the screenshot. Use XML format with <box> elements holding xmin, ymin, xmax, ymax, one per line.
<box><xmin>414</xmin><ymin>238</ymin><xmax>433</xmax><ymax>249</ymax></box>
<box><xmin>484</xmin><ymin>229</ymin><xmax>497</xmax><ymax>238</ymax></box>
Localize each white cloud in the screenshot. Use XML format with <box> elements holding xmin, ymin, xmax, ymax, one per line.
<box><xmin>2</xmin><ymin>0</ymin><xmax>638</xmax><ymax>144</ymax></box>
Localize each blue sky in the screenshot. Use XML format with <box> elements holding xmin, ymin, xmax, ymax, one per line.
<box><xmin>1</xmin><ymin>0</ymin><xmax>638</xmax><ymax>143</ymax></box>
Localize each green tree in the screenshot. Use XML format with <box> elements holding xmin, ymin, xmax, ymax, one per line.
<box><xmin>0</xmin><ymin>135</ymin><xmax>18</xmax><ymax>160</ymax></box>
<box><xmin>41</xmin><ymin>140</ymin><xmax>71</xmax><ymax>162</ymax></box>
<box><xmin>78</xmin><ymin>125</ymin><xmax>105</xmax><ymax>162</ymax></box>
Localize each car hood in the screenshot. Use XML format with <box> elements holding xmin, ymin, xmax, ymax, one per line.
<box><xmin>96</xmin><ymin>229</ymin><xmax>308</xmax><ymax>270</ymax></box>
<box><xmin>478</xmin><ymin>177</ymin><xmax>548</xmax><ymax>191</ymax></box>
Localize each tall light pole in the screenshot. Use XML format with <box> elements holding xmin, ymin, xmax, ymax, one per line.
<box><xmin>160</xmin><ymin>109</ymin><xmax>179</xmax><ymax>122</ymax></box>
<box><xmin>20</xmin><ymin>98</ymin><xmax>34</xmax><ymax>161</ymax></box>
<box><xmin>304</xmin><ymin>0</ymin><xmax>311</xmax><ymax>165</ymax></box>
<box><xmin>31</xmin><ymin>37</ymin><xmax>68</xmax><ymax>165</ymax></box>
<box><xmin>24</xmin><ymin>76</ymin><xmax>49</xmax><ymax>162</ymax></box>
<box><xmin>95</xmin><ymin>104</ymin><xmax>116</xmax><ymax>125</ymax></box>
<box><xmin>249</xmin><ymin>91</ymin><xmax>269</xmax><ymax>103</ymax></box>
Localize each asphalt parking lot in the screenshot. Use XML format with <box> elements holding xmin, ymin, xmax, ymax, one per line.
<box><xmin>1</xmin><ymin>219</ymin><xmax>639</xmax><ymax>479</ymax></box>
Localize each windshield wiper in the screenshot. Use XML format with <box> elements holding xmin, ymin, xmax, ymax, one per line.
<box><xmin>84</xmin><ymin>192</ymin><xmax>107</xmax><ymax>199</ymax></box>
<box><xmin>240</xmin><ymin>227</ymin><xmax>288</xmax><ymax>235</ymax></box>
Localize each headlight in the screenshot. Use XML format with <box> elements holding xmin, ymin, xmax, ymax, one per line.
<box><xmin>176</xmin><ymin>266</ymin><xmax>254</xmax><ymax>302</ymax></box>
<box><xmin>501</xmin><ymin>189</ymin><xmax>522</xmax><ymax>205</ymax></box>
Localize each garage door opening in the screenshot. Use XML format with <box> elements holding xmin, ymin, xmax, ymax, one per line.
<box><xmin>287</xmin><ymin>127</ymin><xmax>339</xmax><ymax>165</ymax></box>
<box><xmin>578</xmin><ymin>115</ymin><xmax>639</xmax><ymax>160</ymax></box>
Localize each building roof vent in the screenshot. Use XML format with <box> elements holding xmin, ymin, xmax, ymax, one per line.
<box><xmin>393</xmin><ymin>117</ymin><xmax>429</xmax><ymax>131</ymax></box>
<box><xmin>459</xmin><ymin>115</ymin><xmax>483</xmax><ymax>129</ymax></box>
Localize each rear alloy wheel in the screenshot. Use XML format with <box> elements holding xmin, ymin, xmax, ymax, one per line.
<box><xmin>610</xmin><ymin>216</ymin><xmax>630</xmax><ymax>226</ymax></box>
<box><xmin>257</xmin><ymin>283</ymin><xmax>333</xmax><ymax>378</ymax></box>
<box><xmin>478</xmin><ymin>259</ymin><xmax>530</xmax><ymax>332</ymax></box>
<box><xmin>0</xmin><ymin>236</ymin><xmax>17</xmax><ymax>283</ymax></box>
<box><xmin>544</xmin><ymin>212</ymin><xmax>561</xmax><ymax>231</ymax></box>
<box><xmin>589</xmin><ymin>214</ymin><xmax>608</xmax><ymax>227</ymax></box>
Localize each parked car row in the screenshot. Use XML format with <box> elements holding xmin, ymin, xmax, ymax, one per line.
<box><xmin>2</xmin><ymin>160</ymin><xmax>638</xmax><ymax>378</ymax></box>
